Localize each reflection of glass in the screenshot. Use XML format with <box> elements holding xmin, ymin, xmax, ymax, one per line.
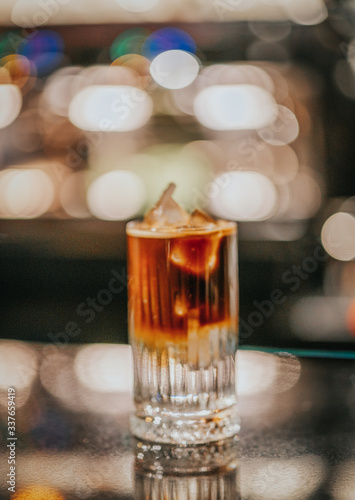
<box><xmin>135</xmin><ymin>450</ymin><xmax>240</xmax><ymax>499</ymax></box>
<box><xmin>126</xmin><ymin>184</ymin><xmax>239</xmax><ymax>471</ymax></box>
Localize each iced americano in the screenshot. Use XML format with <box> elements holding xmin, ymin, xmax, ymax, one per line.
<box><xmin>127</xmin><ymin>184</ymin><xmax>239</xmax><ymax>445</ymax></box>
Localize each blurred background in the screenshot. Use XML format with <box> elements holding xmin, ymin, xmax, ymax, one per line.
<box><xmin>0</xmin><ymin>0</ymin><xmax>354</xmax><ymax>350</ymax></box>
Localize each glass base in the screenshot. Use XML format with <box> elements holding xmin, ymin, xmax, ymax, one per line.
<box><xmin>130</xmin><ymin>404</ymin><xmax>240</xmax><ymax>445</ymax></box>
<box><xmin>134</xmin><ymin>435</ymin><xmax>239</xmax><ymax>474</ymax></box>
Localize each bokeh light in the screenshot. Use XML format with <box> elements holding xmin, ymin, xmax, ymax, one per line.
<box><xmin>269</xmin><ymin>145</ymin><xmax>299</xmax><ymax>185</ymax></box>
<box><xmin>12</xmin><ymin>485</ymin><xmax>66</xmax><ymax>500</ymax></box>
<box><xmin>331</xmin><ymin>460</ymin><xmax>355</xmax><ymax>500</ymax></box>
<box><xmin>0</xmin><ymin>341</ymin><xmax>37</xmax><ymax>391</ymax></box>
<box><xmin>110</xmin><ymin>28</ymin><xmax>150</xmax><ymax>60</ymax></box>
<box><xmin>60</xmin><ymin>171</ymin><xmax>91</xmax><ymax>219</ymax></box>
<box><xmin>199</xmin><ymin>64</ymin><xmax>275</xmax><ymax>93</ymax></box>
<box><xmin>209</xmin><ymin>171</ymin><xmax>277</xmax><ymax>221</ymax></box>
<box><xmin>236</xmin><ymin>351</ymin><xmax>277</xmax><ymax>396</ymax></box>
<box><xmin>143</xmin><ymin>27</ymin><xmax>196</xmax><ymax>60</ymax></box>
<box><xmin>87</xmin><ymin>170</ymin><xmax>146</xmax><ymax>220</ymax></box>
<box><xmin>237</xmin><ymin>351</ymin><xmax>301</xmax><ymax>397</ymax></box>
<box><xmin>257</xmin><ymin>105</ymin><xmax>299</xmax><ymax>145</ymax></box>
<box><xmin>0</xmin><ymin>30</ymin><xmax>24</xmax><ymax>57</ymax></box>
<box><xmin>111</xmin><ymin>54</ymin><xmax>151</xmax><ymax>88</ymax></box>
<box><xmin>0</xmin><ymin>168</ymin><xmax>55</xmax><ymax>219</ymax></box>
<box><xmin>68</xmin><ymin>85</ymin><xmax>153</xmax><ymax>132</ymax></box>
<box><xmin>128</xmin><ymin>144</ymin><xmax>213</xmax><ymax>211</ymax></box>
<box><xmin>150</xmin><ymin>50</ymin><xmax>199</xmax><ymax>89</ymax></box>
<box><xmin>116</xmin><ymin>0</ymin><xmax>159</xmax><ymax>13</ymax></box>
<box><xmin>240</xmin><ymin>455</ymin><xmax>326</xmax><ymax>500</ymax></box>
<box><xmin>321</xmin><ymin>212</ymin><xmax>355</xmax><ymax>261</ymax></box>
<box><xmin>0</xmin><ymin>54</ymin><xmax>34</xmax><ymax>89</ymax></box>
<box><xmin>0</xmin><ymin>84</ymin><xmax>22</xmax><ymax>128</ymax></box>
<box><xmin>39</xmin><ymin>348</ymin><xmax>134</xmax><ymax>415</ymax></box>
<box><xmin>17</xmin><ymin>30</ymin><xmax>64</xmax><ymax>77</ymax></box>
<box><xmin>284</xmin><ymin>0</ymin><xmax>328</xmax><ymax>26</ymax></box>
<box><xmin>194</xmin><ymin>84</ymin><xmax>277</xmax><ymax>130</ymax></box>
<box><xmin>346</xmin><ymin>298</ymin><xmax>355</xmax><ymax>337</ymax></box>
<box><xmin>291</xmin><ymin>296</ymin><xmax>353</xmax><ymax>341</ymax></box>
<box><xmin>334</xmin><ymin>60</ymin><xmax>355</xmax><ymax>100</ymax></box>
<box><xmin>74</xmin><ymin>344</ymin><xmax>133</xmax><ymax>392</ymax></box>
<box><xmin>249</xmin><ymin>22</ymin><xmax>291</xmax><ymax>42</ymax></box>
<box><xmin>42</xmin><ymin>67</ymin><xmax>83</xmax><ymax>117</ymax></box>
<box><xmin>278</xmin><ymin>171</ymin><xmax>322</xmax><ymax>220</ymax></box>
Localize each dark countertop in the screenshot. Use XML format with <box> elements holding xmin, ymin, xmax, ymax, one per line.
<box><xmin>0</xmin><ymin>341</ymin><xmax>354</xmax><ymax>499</ymax></box>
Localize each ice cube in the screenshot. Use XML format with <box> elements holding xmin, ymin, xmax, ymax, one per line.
<box><xmin>144</xmin><ymin>183</ymin><xmax>190</xmax><ymax>228</ymax></box>
<box><xmin>170</xmin><ymin>232</ymin><xmax>221</xmax><ymax>276</ymax></box>
<box><xmin>189</xmin><ymin>209</ymin><xmax>216</xmax><ymax>229</ymax></box>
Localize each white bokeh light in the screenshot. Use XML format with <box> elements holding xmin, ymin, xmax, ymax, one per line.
<box><xmin>284</xmin><ymin>0</ymin><xmax>328</xmax><ymax>25</ymax></box>
<box><xmin>69</xmin><ymin>85</ymin><xmax>153</xmax><ymax>132</ymax></box>
<box><xmin>87</xmin><ymin>170</ymin><xmax>146</xmax><ymax>220</ymax></box>
<box><xmin>150</xmin><ymin>50</ymin><xmax>199</xmax><ymax>89</ymax></box>
<box><xmin>116</xmin><ymin>0</ymin><xmax>159</xmax><ymax>12</ymax></box>
<box><xmin>74</xmin><ymin>344</ymin><xmax>133</xmax><ymax>392</ymax></box>
<box><xmin>0</xmin><ymin>341</ymin><xmax>37</xmax><ymax>391</ymax></box>
<box><xmin>321</xmin><ymin>212</ymin><xmax>355</xmax><ymax>261</ymax></box>
<box><xmin>257</xmin><ymin>105</ymin><xmax>299</xmax><ymax>145</ymax></box>
<box><xmin>237</xmin><ymin>351</ymin><xmax>278</xmax><ymax>396</ymax></box>
<box><xmin>209</xmin><ymin>171</ymin><xmax>277</xmax><ymax>221</ymax></box>
<box><xmin>194</xmin><ymin>84</ymin><xmax>277</xmax><ymax>130</ymax></box>
<box><xmin>0</xmin><ymin>84</ymin><xmax>22</xmax><ymax>129</ymax></box>
<box><xmin>0</xmin><ymin>168</ymin><xmax>55</xmax><ymax>219</ymax></box>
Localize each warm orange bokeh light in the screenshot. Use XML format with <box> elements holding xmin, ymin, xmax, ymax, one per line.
<box><xmin>346</xmin><ymin>298</ymin><xmax>355</xmax><ymax>337</ymax></box>
<box><xmin>12</xmin><ymin>486</ymin><xmax>65</xmax><ymax>500</ymax></box>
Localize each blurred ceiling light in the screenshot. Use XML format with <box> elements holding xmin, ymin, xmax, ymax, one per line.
<box><xmin>150</xmin><ymin>49</ymin><xmax>199</xmax><ymax>89</ymax></box>
<box><xmin>321</xmin><ymin>212</ymin><xmax>355</xmax><ymax>261</ymax></box>
<box><xmin>143</xmin><ymin>27</ymin><xmax>196</xmax><ymax>59</ymax></box>
<box><xmin>0</xmin><ymin>341</ymin><xmax>37</xmax><ymax>391</ymax></box>
<box><xmin>284</xmin><ymin>0</ymin><xmax>328</xmax><ymax>25</ymax></box>
<box><xmin>194</xmin><ymin>84</ymin><xmax>277</xmax><ymax>130</ymax></box>
<box><xmin>236</xmin><ymin>351</ymin><xmax>278</xmax><ymax>396</ymax></box>
<box><xmin>69</xmin><ymin>85</ymin><xmax>152</xmax><ymax>132</ymax></box>
<box><xmin>60</xmin><ymin>171</ymin><xmax>91</xmax><ymax>219</ymax></box>
<box><xmin>209</xmin><ymin>171</ymin><xmax>277</xmax><ymax>221</ymax></box>
<box><xmin>74</xmin><ymin>344</ymin><xmax>133</xmax><ymax>392</ymax></box>
<box><xmin>87</xmin><ymin>170</ymin><xmax>146</xmax><ymax>220</ymax></box>
<box><xmin>116</xmin><ymin>0</ymin><xmax>159</xmax><ymax>12</ymax></box>
<box><xmin>0</xmin><ymin>168</ymin><xmax>55</xmax><ymax>219</ymax></box>
<box><xmin>0</xmin><ymin>84</ymin><xmax>22</xmax><ymax>128</ymax></box>
<box><xmin>257</xmin><ymin>105</ymin><xmax>299</xmax><ymax>145</ymax></box>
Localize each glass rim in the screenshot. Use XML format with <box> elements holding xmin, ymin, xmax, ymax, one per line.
<box><xmin>126</xmin><ymin>219</ymin><xmax>237</xmax><ymax>238</ymax></box>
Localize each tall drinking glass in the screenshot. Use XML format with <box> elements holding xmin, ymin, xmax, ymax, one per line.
<box><xmin>126</xmin><ymin>186</ymin><xmax>239</xmax><ymax>470</ymax></box>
